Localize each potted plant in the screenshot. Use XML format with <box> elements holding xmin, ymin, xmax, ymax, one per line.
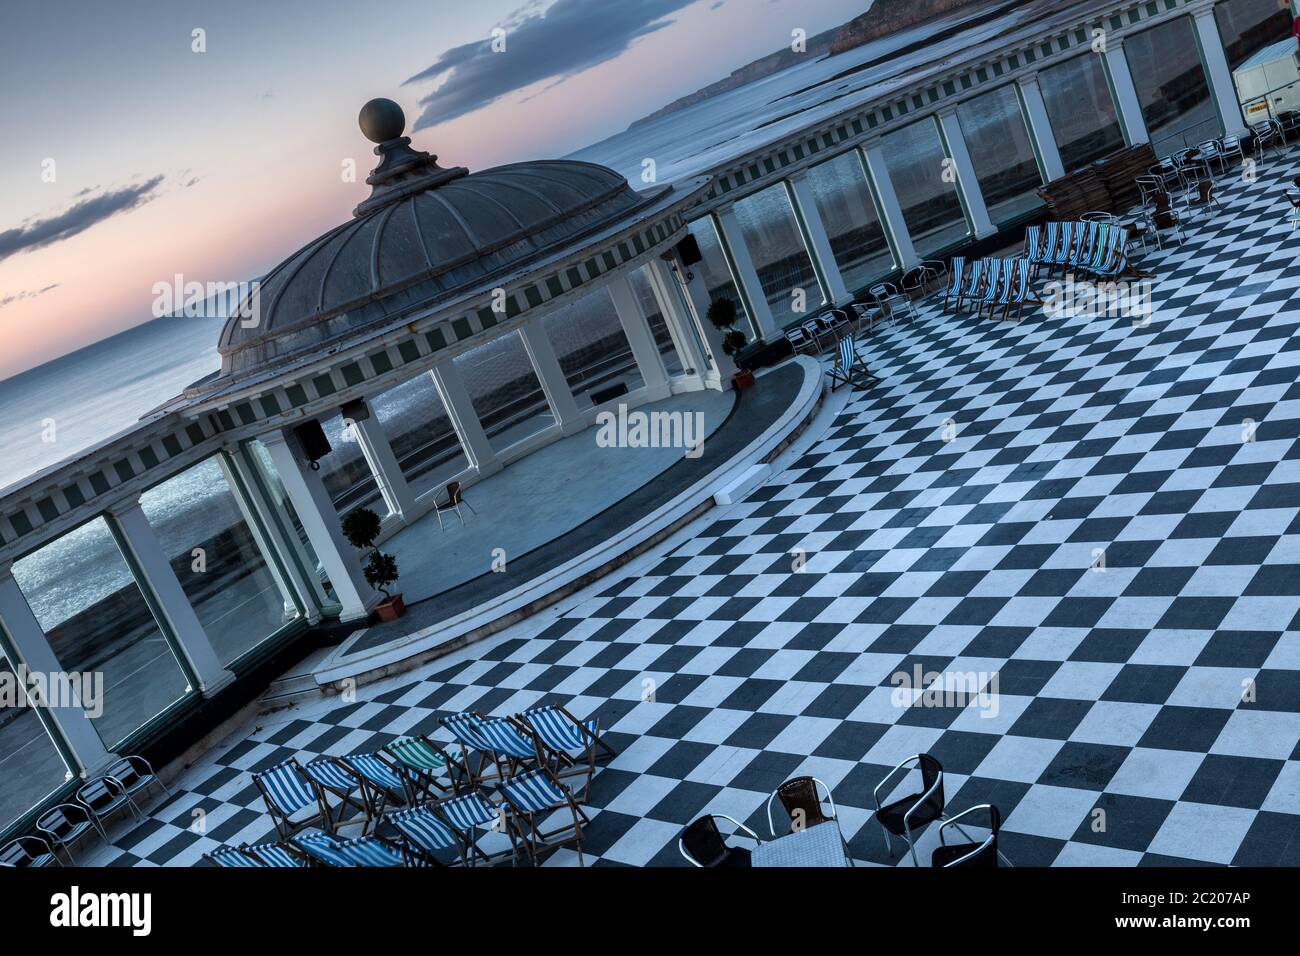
<box><xmin>341</xmin><ymin>507</ymin><xmax>404</xmax><ymax>621</ymax></box>
<box><xmin>706</xmin><ymin>298</ymin><xmax>754</xmax><ymax>391</ymax></box>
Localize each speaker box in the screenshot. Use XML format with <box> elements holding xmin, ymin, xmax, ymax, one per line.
<box><xmin>294</xmin><ymin>419</ymin><xmax>332</xmax><ymax>463</ymax></box>
<box><xmin>676</xmin><ymin>234</ymin><xmax>703</xmax><ymax>267</ymax></box>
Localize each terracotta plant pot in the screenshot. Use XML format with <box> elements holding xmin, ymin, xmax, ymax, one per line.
<box><xmin>731</xmin><ymin>369</ymin><xmax>755</xmax><ymax>391</ymax></box>
<box><xmin>375</xmin><ymin>593</ymin><xmax>405</xmax><ymax>622</ymax></box>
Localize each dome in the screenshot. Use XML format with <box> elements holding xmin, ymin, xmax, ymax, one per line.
<box><xmin>216</xmin><ymin>101</ymin><xmax>655</xmax><ymax>380</ymax></box>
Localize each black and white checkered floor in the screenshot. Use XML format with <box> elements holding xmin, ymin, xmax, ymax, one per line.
<box><xmin>88</xmin><ymin>150</ymin><xmax>1300</xmax><ymax>867</ymax></box>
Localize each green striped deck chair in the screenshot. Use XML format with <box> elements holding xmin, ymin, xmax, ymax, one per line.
<box><xmin>383</xmin><ymin>735</ymin><xmax>469</xmax><ymax>799</ymax></box>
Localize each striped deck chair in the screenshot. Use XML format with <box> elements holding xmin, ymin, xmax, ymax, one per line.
<box><xmin>441</xmin><ymin>712</ymin><xmax>505</xmax><ymax>787</ymax></box>
<box><xmin>499</xmin><ymin>768</ymin><xmax>591</xmax><ymax>866</ymax></box>
<box><xmin>245</xmin><ymin>842</ymin><xmax>306</xmax><ymax>867</ymax></box>
<box><xmin>389</xmin><ymin>799</ymin><xmax>498</xmax><ymax>866</ymax></box>
<box><xmin>384</xmin><ymin>735</ymin><xmax>468</xmax><ymax>799</ymax></box>
<box><xmin>291</xmin><ymin>831</ymin><xmax>352</xmax><ymax>867</ymax></box>
<box><xmin>331</xmin><ymin>834</ymin><xmax>417</xmax><ymax>868</ymax></box>
<box><xmin>520</xmin><ymin>704</ymin><xmax>615</xmax><ymax>789</ymax></box>
<box><xmin>1036</xmin><ymin>223</ymin><xmax>1060</xmax><ymax>277</ymax></box>
<box><xmin>253</xmin><ymin>759</ymin><xmax>327</xmax><ymax>839</ymax></box>
<box><xmin>1003</xmin><ymin>258</ymin><xmax>1042</xmax><ymax>321</ymax></box>
<box><xmin>205</xmin><ymin>845</ymin><xmax>263</xmax><ymax>867</ymax></box>
<box><xmin>827</xmin><ymin>335</ymin><xmax>880</xmax><ymax>392</ymax></box>
<box><xmin>1046</xmin><ymin>222</ymin><xmax>1074</xmax><ymax>273</ymax></box>
<box><xmin>433</xmin><ymin>792</ymin><xmax>509</xmax><ymax>865</ymax></box>
<box><xmin>343</xmin><ymin>752</ymin><xmax>413</xmax><ymax>814</ymax></box>
<box><xmin>974</xmin><ymin>258</ymin><xmax>1006</xmax><ymax>317</ymax></box>
<box><xmin>953</xmin><ymin>258</ymin><xmax>985</xmax><ymax>312</ymax></box>
<box><xmin>941</xmin><ymin>256</ymin><xmax>967</xmax><ymax>312</ymax></box>
<box><xmin>1081</xmin><ymin>223</ymin><xmax>1112</xmax><ymax>276</ymax></box>
<box><xmin>1092</xmin><ymin>228</ymin><xmax>1130</xmax><ymax>279</ymax></box>
<box><xmin>1023</xmin><ymin>225</ymin><xmax>1043</xmax><ymax>265</ymax></box>
<box><xmin>301</xmin><ymin>756</ymin><xmax>370</xmax><ymax>832</ymax></box>
<box><xmin>1069</xmin><ymin>222</ymin><xmax>1101</xmax><ymax>271</ymax></box>
<box><xmin>475</xmin><ymin>715</ymin><xmax>546</xmax><ymax>781</ymax></box>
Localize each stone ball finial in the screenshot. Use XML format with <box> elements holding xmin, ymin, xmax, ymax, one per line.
<box><xmin>359</xmin><ymin>98</ymin><xmax>406</xmax><ymax>144</ymax></box>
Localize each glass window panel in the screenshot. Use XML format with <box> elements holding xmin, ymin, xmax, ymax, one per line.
<box><xmin>629</xmin><ymin>266</ymin><xmax>685</xmax><ymax>377</ymax></box>
<box><xmin>686</xmin><ymin>217</ymin><xmax>753</xmax><ymax>339</ymax></box>
<box><xmin>11</xmin><ymin>518</ymin><xmax>192</xmax><ymax>751</ymax></box>
<box><xmin>453</xmin><ymin>331</ymin><xmax>556</xmax><ymax>453</ymax></box>
<box><xmin>731</xmin><ymin>182</ymin><xmax>825</xmax><ymax>328</ymax></box>
<box><xmin>1126</xmin><ymin>16</ymin><xmax>1222</xmax><ymax>156</ymax></box>
<box><xmin>956</xmin><ymin>85</ymin><xmax>1046</xmax><ymax>224</ymax></box>
<box><xmin>540</xmin><ymin>287</ymin><xmax>645</xmax><ymax>409</ymax></box>
<box><xmin>246</xmin><ymin>440</ymin><xmax>338</xmax><ymax>609</ymax></box>
<box><xmin>804</xmin><ymin>150</ymin><xmax>895</xmax><ymax>293</ymax></box>
<box><xmin>138</xmin><ymin>457</ymin><xmax>299</xmax><ymax>667</ymax></box>
<box><xmin>1215</xmin><ymin>0</ymin><xmax>1295</xmax><ymax>71</ymax></box>
<box><xmin>881</xmin><ymin>118</ymin><xmax>970</xmax><ymax>257</ymax></box>
<box><xmin>315</xmin><ymin>411</ymin><xmax>384</xmax><ymax>519</ymax></box>
<box><xmin>0</xmin><ymin>644</ymin><xmax>73</xmax><ymax>827</ymax></box>
<box><xmin>368</xmin><ymin>374</ymin><xmax>468</xmax><ymax>500</ymax></box>
<box><xmin>1039</xmin><ymin>53</ymin><xmax>1127</xmax><ymax>172</ymax></box>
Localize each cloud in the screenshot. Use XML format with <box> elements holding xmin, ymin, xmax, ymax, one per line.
<box><xmin>403</xmin><ymin>0</ymin><xmax>695</xmax><ymax>130</ymax></box>
<box><xmin>0</xmin><ymin>283</ymin><xmax>60</xmax><ymax>310</ymax></box>
<box><xmin>0</xmin><ymin>176</ymin><xmax>165</xmax><ymax>263</ymax></box>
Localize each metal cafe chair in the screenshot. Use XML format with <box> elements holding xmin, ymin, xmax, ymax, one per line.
<box><xmin>873</xmin><ymin>753</ymin><xmax>948</xmax><ymax>866</ymax></box>
<box><xmin>432</xmin><ymin>479</ymin><xmax>476</xmax><ymax>530</ymax></box>
<box><xmin>932</xmin><ymin>804</ymin><xmax>1008</xmax><ymax>868</ymax></box>
<box><xmin>679</xmin><ymin>814</ymin><xmax>761</xmax><ymax>867</ymax></box>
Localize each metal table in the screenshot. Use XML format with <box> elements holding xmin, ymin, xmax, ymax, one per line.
<box><xmin>752</xmin><ymin>822</ymin><xmax>850</xmax><ymax>868</ymax></box>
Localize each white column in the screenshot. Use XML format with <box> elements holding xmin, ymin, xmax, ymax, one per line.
<box><xmin>1101</xmin><ymin>40</ymin><xmax>1150</xmax><ymax>146</ymax></box>
<box><xmin>1015</xmin><ymin>73</ymin><xmax>1066</xmax><ymax>182</ymax></box>
<box><xmin>429</xmin><ymin>361</ymin><xmax>501</xmax><ymax>477</ymax></box>
<box><xmin>712</xmin><ymin>204</ymin><xmax>781</xmax><ymax>341</ymax></box>
<box><xmin>1191</xmin><ymin>5</ymin><xmax>1247</xmax><ymax>138</ymax></box>
<box><xmin>105</xmin><ymin>500</ymin><xmax>236</xmax><ymax>694</ymax></box>
<box><xmin>347</xmin><ymin>405</ymin><xmax>418</xmax><ymax>520</ymax></box>
<box><xmin>217</xmin><ymin>449</ymin><xmax>317</xmax><ymax>623</ymax></box>
<box><xmin>261</xmin><ymin>428</ymin><xmax>382</xmax><ymax>622</ymax></box>
<box><xmin>936</xmin><ymin>108</ymin><xmax>998</xmax><ymax>238</ymax></box>
<box><xmin>648</xmin><ymin>255</ymin><xmax>728</xmax><ymax>390</ymax></box>
<box><xmin>606</xmin><ymin>273</ymin><xmax>671</xmax><ymax>399</ymax></box>
<box><xmin>858</xmin><ymin>140</ymin><xmax>920</xmax><ymax>270</ymax></box>
<box><xmin>516</xmin><ymin>320</ymin><xmax>584</xmax><ymax>434</ymax></box>
<box><xmin>786</xmin><ymin>171</ymin><xmax>852</xmax><ymax>304</ymax></box>
<box><xmin>0</xmin><ymin>568</ymin><xmax>115</xmax><ymax>776</ymax></box>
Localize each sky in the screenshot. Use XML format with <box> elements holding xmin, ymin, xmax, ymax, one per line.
<box><xmin>0</xmin><ymin>0</ymin><xmax>870</xmax><ymax>381</ymax></box>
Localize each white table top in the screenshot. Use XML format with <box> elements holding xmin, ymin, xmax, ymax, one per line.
<box><xmin>751</xmin><ymin>821</ymin><xmax>849</xmax><ymax>868</ymax></box>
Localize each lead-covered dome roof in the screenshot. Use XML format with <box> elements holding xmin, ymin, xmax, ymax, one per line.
<box><xmin>217</xmin><ymin>99</ymin><xmax>651</xmax><ymax>379</ymax></box>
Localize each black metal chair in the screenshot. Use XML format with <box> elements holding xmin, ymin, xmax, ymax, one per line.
<box><xmin>432</xmin><ymin>480</ymin><xmax>477</xmax><ymax>530</ymax></box>
<box><xmin>932</xmin><ymin>804</ymin><xmax>1004</xmax><ymax>868</ymax></box>
<box><xmin>679</xmin><ymin>814</ymin><xmax>759</xmax><ymax>867</ymax></box>
<box><xmin>874</xmin><ymin>753</ymin><xmax>947</xmax><ymax>866</ymax></box>
<box><xmin>767</xmin><ymin>775</ymin><xmax>837</xmax><ymax>835</ymax></box>
<box><xmin>35</xmin><ymin>803</ymin><xmax>97</xmax><ymax>864</ymax></box>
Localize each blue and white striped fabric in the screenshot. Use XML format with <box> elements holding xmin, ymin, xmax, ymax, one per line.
<box><xmin>523</xmin><ymin>706</ymin><xmax>595</xmax><ymax>754</ymax></box>
<box><xmin>256</xmin><ymin>761</ymin><xmax>317</xmax><ymax>814</ymax></box>
<box><xmin>292</xmin><ymin>832</ymin><xmax>353</xmax><ymax>867</ymax></box>
<box><xmin>442</xmin><ymin>712</ymin><xmax>493</xmax><ymax>751</ymax></box>
<box><xmin>302</xmin><ymin>758</ymin><xmax>358</xmax><ymax>794</ymax></box>
<box><xmin>436</xmin><ymin>793</ymin><xmax>498</xmax><ymax>831</ymax></box>
<box><xmin>476</xmin><ymin>717</ymin><xmax>538</xmax><ymax>759</ymax></box>
<box><xmin>344</xmin><ymin>752</ymin><xmax>405</xmax><ymax>792</ymax></box>
<box><xmin>208</xmin><ymin>845</ymin><xmax>262</xmax><ymax>867</ymax></box>
<box><xmin>500</xmin><ymin>769</ymin><xmax>568</xmax><ymax>813</ymax></box>
<box><xmin>335</xmin><ymin>835</ymin><xmax>405</xmax><ymax>867</ymax></box>
<box><xmin>247</xmin><ymin>843</ymin><xmax>303</xmax><ymax>867</ymax></box>
<box><xmin>390</xmin><ymin>806</ymin><xmax>458</xmax><ymax>851</ymax></box>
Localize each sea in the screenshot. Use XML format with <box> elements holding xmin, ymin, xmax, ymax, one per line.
<box><xmin>0</xmin><ymin>2</ymin><xmax>1032</xmax><ymax>623</ymax></box>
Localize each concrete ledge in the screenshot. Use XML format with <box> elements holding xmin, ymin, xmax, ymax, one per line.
<box><xmin>313</xmin><ymin>356</ymin><xmax>824</xmax><ymax>689</ymax></box>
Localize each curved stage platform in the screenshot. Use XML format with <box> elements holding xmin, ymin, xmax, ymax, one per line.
<box><xmin>310</xmin><ymin>357</ymin><xmax>823</xmax><ymax>691</ymax></box>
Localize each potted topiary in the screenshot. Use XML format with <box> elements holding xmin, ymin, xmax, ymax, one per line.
<box><xmin>706</xmin><ymin>298</ymin><xmax>754</xmax><ymax>391</ymax></box>
<box><xmin>341</xmin><ymin>507</ymin><xmax>404</xmax><ymax>621</ymax></box>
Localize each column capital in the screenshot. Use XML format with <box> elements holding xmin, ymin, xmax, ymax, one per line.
<box><xmin>936</xmin><ymin>103</ymin><xmax>959</xmax><ymax>119</ymax></box>
<box><xmin>1015</xmin><ymin>71</ymin><xmax>1042</xmax><ymax>89</ymax></box>
<box><xmin>1188</xmin><ymin>2</ymin><xmax>1217</xmax><ymax>21</ymax></box>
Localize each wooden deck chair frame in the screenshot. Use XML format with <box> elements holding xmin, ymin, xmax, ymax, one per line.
<box><xmin>941</xmin><ymin>256</ymin><xmax>967</xmax><ymax>312</ymax></box>
<box><xmin>515</xmin><ymin>704</ymin><xmax>615</xmax><ymax>792</ymax></box>
<box><xmin>383</xmin><ymin>734</ymin><xmax>471</xmax><ymax>800</ymax></box>
<box><xmin>499</xmin><ymin>769</ymin><xmax>591</xmax><ymax>866</ymax></box>
<box><xmin>826</xmin><ymin>335</ymin><xmax>879</xmax><ymax>392</ymax></box>
<box><xmin>301</xmin><ymin>756</ymin><xmax>374</xmax><ymax>834</ymax></box>
<box><xmin>253</xmin><ymin>759</ymin><xmax>332</xmax><ymax>840</ymax></box>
